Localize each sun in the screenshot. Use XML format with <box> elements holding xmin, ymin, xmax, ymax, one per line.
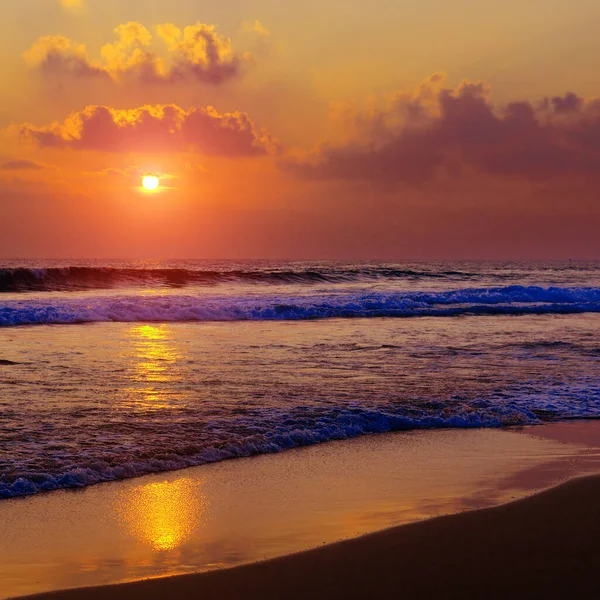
<box><xmin>142</xmin><ymin>175</ymin><xmax>160</xmax><ymax>191</ymax></box>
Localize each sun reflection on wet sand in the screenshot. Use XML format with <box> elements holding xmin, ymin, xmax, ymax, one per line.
<box><xmin>121</xmin><ymin>478</ymin><xmax>205</xmax><ymax>552</ymax></box>
<box><xmin>123</xmin><ymin>324</ymin><xmax>182</xmax><ymax>410</ymax></box>
<box><xmin>2</xmin><ymin>422</ymin><xmax>598</xmax><ymax>599</ymax></box>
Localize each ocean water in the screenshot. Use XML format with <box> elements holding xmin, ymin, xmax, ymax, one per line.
<box><xmin>1</xmin><ymin>260</ymin><xmax>599</xmax><ymax>499</ymax></box>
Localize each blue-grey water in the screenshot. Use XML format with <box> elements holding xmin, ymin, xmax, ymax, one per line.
<box><xmin>1</xmin><ymin>260</ymin><xmax>599</xmax><ymax>498</ymax></box>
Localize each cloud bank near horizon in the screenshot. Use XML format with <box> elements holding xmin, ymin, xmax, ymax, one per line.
<box><xmin>286</xmin><ymin>74</ymin><xmax>600</xmax><ymax>185</ymax></box>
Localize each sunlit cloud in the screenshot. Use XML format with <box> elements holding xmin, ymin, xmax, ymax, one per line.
<box><xmin>58</xmin><ymin>0</ymin><xmax>86</xmax><ymax>15</ymax></box>
<box><xmin>60</xmin><ymin>0</ymin><xmax>84</xmax><ymax>8</ymax></box>
<box><xmin>97</xmin><ymin>165</ymin><xmax>143</xmax><ymax>178</ymax></box>
<box><xmin>88</xmin><ymin>166</ymin><xmax>178</xmax><ymax>189</ymax></box>
<box><xmin>20</xmin><ymin>104</ymin><xmax>280</xmax><ymax>156</ymax></box>
<box><xmin>243</xmin><ymin>20</ymin><xmax>271</xmax><ymax>37</ymax></box>
<box><xmin>23</xmin><ymin>36</ymin><xmax>109</xmax><ymax>79</ymax></box>
<box><xmin>24</xmin><ymin>21</ymin><xmax>253</xmax><ymax>86</ymax></box>
<box><xmin>286</xmin><ymin>74</ymin><xmax>600</xmax><ymax>184</ymax></box>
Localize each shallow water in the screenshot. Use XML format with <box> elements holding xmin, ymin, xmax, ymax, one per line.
<box><xmin>1</xmin><ymin>261</ymin><xmax>599</xmax><ymax>498</ymax></box>
<box><xmin>1</xmin><ymin>425</ymin><xmax>598</xmax><ymax>599</ymax></box>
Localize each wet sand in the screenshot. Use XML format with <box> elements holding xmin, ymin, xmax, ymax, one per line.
<box><xmin>22</xmin><ymin>473</ymin><xmax>600</xmax><ymax>600</ymax></box>
<box><xmin>4</xmin><ymin>421</ymin><xmax>600</xmax><ymax>599</ymax></box>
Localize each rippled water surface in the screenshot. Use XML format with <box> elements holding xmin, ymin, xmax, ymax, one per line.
<box><xmin>1</xmin><ymin>260</ymin><xmax>599</xmax><ymax>498</ymax></box>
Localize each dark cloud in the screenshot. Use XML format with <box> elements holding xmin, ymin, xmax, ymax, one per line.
<box><xmin>287</xmin><ymin>76</ymin><xmax>600</xmax><ymax>184</ymax></box>
<box><xmin>0</xmin><ymin>159</ymin><xmax>48</xmax><ymax>170</ymax></box>
<box><xmin>20</xmin><ymin>104</ymin><xmax>280</xmax><ymax>157</ymax></box>
<box><xmin>542</xmin><ymin>92</ymin><xmax>584</xmax><ymax>114</ymax></box>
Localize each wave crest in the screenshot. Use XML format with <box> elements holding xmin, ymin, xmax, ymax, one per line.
<box><xmin>0</xmin><ymin>266</ymin><xmax>477</xmax><ymax>292</ymax></box>
<box><xmin>0</xmin><ymin>402</ymin><xmax>543</xmax><ymax>499</ymax></box>
<box><xmin>1</xmin><ymin>286</ymin><xmax>600</xmax><ymax>327</ymax></box>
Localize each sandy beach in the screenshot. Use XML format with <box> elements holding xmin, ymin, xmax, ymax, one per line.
<box><xmin>3</xmin><ymin>421</ymin><xmax>600</xmax><ymax>599</ymax></box>
<box><xmin>21</xmin><ymin>472</ymin><xmax>600</xmax><ymax>600</ymax></box>
<box><xmin>3</xmin><ymin>0</ymin><xmax>600</xmax><ymax>594</ymax></box>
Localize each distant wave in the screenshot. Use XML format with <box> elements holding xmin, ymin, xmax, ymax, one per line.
<box><xmin>0</xmin><ymin>266</ymin><xmax>479</xmax><ymax>292</ymax></box>
<box><xmin>2</xmin><ymin>286</ymin><xmax>600</xmax><ymax>327</ymax></box>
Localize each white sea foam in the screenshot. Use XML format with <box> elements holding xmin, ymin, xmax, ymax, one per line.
<box><xmin>1</xmin><ymin>286</ymin><xmax>600</xmax><ymax>327</ymax></box>
<box><xmin>2</xmin><ymin>265</ymin><xmax>599</xmax><ymax>501</ymax></box>
<box><xmin>2</xmin><ymin>384</ymin><xmax>600</xmax><ymax>499</ymax></box>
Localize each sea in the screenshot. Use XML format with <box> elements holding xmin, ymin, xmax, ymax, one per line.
<box><xmin>1</xmin><ymin>260</ymin><xmax>599</xmax><ymax>499</ymax></box>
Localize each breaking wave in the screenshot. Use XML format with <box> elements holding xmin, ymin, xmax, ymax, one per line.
<box><xmin>1</xmin><ymin>286</ymin><xmax>600</xmax><ymax>327</ymax></box>
<box><xmin>3</xmin><ymin>388</ymin><xmax>599</xmax><ymax>499</ymax></box>
<box><xmin>0</xmin><ymin>266</ymin><xmax>480</xmax><ymax>292</ymax></box>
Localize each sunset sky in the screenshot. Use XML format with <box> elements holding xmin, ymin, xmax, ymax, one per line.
<box><xmin>1</xmin><ymin>0</ymin><xmax>600</xmax><ymax>259</ymax></box>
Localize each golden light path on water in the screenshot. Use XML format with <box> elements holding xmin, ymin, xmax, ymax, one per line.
<box><xmin>123</xmin><ymin>324</ymin><xmax>182</xmax><ymax>410</ymax></box>
<box><xmin>119</xmin><ymin>325</ymin><xmax>206</xmax><ymax>552</ymax></box>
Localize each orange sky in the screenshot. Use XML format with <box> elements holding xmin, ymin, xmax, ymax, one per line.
<box><xmin>1</xmin><ymin>0</ymin><xmax>599</xmax><ymax>259</ymax></box>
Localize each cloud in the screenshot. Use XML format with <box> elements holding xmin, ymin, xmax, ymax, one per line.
<box><xmin>92</xmin><ymin>165</ymin><xmax>176</xmax><ymax>179</ymax></box>
<box><xmin>20</xmin><ymin>104</ymin><xmax>280</xmax><ymax>156</ymax></box>
<box><xmin>23</xmin><ymin>36</ymin><xmax>109</xmax><ymax>79</ymax></box>
<box><xmin>89</xmin><ymin>167</ymin><xmax>180</xmax><ymax>193</ymax></box>
<box><xmin>90</xmin><ymin>165</ymin><xmax>143</xmax><ymax>179</ymax></box>
<box><xmin>287</xmin><ymin>74</ymin><xmax>600</xmax><ymax>184</ymax></box>
<box><xmin>58</xmin><ymin>0</ymin><xmax>86</xmax><ymax>15</ymax></box>
<box><xmin>243</xmin><ymin>20</ymin><xmax>271</xmax><ymax>37</ymax></box>
<box><xmin>60</xmin><ymin>0</ymin><xmax>84</xmax><ymax>8</ymax></box>
<box><xmin>24</xmin><ymin>21</ymin><xmax>251</xmax><ymax>85</ymax></box>
<box><xmin>0</xmin><ymin>159</ymin><xmax>49</xmax><ymax>170</ymax></box>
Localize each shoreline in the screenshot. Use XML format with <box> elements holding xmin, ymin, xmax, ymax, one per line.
<box><xmin>18</xmin><ymin>472</ymin><xmax>600</xmax><ymax>600</ymax></box>
<box><xmin>2</xmin><ymin>421</ymin><xmax>600</xmax><ymax>598</ymax></box>
<box><xmin>1</xmin><ymin>418</ymin><xmax>596</xmax><ymax>503</ymax></box>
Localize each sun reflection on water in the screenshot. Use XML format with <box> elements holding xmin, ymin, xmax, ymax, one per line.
<box><xmin>124</xmin><ymin>324</ymin><xmax>182</xmax><ymax>409</ymax></box>
<box><xmin>122</xmin><ymin>478</ymin><xmax>206</xmax><ymax>551</ymax></box>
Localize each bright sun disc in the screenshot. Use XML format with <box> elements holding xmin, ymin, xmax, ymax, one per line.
<box><xmin>142</xmin><ymin>175</ymin><xmax>160</xmax><ymax>191</ymax></box>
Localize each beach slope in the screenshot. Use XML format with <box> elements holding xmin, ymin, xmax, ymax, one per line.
<box><xmin>22</xmin><ymin>474</ymin><xmax>600</xmax><ymax>600</ymax></box>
